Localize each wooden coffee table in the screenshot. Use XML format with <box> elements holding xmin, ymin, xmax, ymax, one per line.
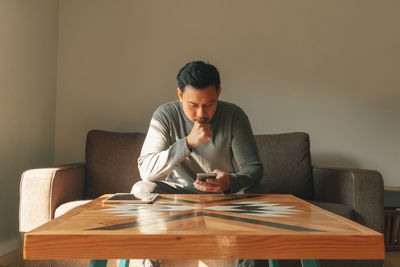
<box><xmin>24</xmin><ymin>194</ymin><xmax>384</xmax><ymax>267</ymax></box>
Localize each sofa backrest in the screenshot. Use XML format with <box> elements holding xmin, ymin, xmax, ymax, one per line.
<box><xmin>85</xmin><ymin>130</ymin><xmax>146</xmax><ymax>199</ymax></box>
<box><xmin>85</xmin><ymin>130</ymin><xmax>312</xmax><ymax>199</ymax></box>
<box><xmin>247</xmin><ymin>133</ymin><xmax>313</xmax><ymax>199</ymax></box>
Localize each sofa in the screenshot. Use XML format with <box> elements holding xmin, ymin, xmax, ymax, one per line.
<box><xmin>19</xmin><ymin>130</ymin><xmax>384</xmax><ymax>267</ymax></box>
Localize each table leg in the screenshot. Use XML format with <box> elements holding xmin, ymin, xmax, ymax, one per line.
<box><xmin>119</xmin><ymin>259</ymin><xmax>130</xmax><ymax>267</ymax></box>
<box><xmin>301</xmin><ymin>259</ymin><xmax>320</xmax><ymax>267</ymax></box>
<box><xmin>268</xmin><ymin>259</ymin><xmax>279</xmax><ymax>266</ymax></box>
<box><xmin>89</xmin><ymin>260</ymin><xmax>108</xmax><ymax>267</ymax></box>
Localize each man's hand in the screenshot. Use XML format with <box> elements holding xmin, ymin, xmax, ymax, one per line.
<box><xmin>193</xmin><ymin>169</ymin><xmax>230</xmax><ymax>192</ymax></box>
<box><xmin>186</xmin><ymin>121</ymin><xmax>212</xmax><ymax>148</ymax></box>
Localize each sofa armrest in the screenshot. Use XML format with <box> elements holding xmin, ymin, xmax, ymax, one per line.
<box><xmin>19</xmin><ymin>163</ymin><xmax>85</xmax><ymax>232</ymax></box>
<box><xmin>313</xmin><ymin>167</ymin><xmax>384</xmax><ymax>232</ymax></box>
<box><xmin>312</xmin><ymin>167</ymin><xmax>384</xmax><ymax>233</ymax></box>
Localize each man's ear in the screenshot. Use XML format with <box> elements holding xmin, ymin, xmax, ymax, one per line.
<box><xmin>217</xmin><ymin>86</ymin><xmax>222</xmax><ymax>97</ymax></box>
<box><xmin>177</xmin><ymin>88</ymin><xmax>183</xmax><ymax>102</ymax></box>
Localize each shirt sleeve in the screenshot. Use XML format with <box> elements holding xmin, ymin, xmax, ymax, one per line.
<box><xmin>228</xmin><ymin>107</ymin><xmax>263</xmax><ymax>193</ymax></box>
<box><xmin>137</xmin><ymin>108</ymin><xmax>192</xmax><ymax>181</ymax></box>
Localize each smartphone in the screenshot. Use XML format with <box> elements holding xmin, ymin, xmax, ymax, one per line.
<box><xmin>102</xmin><ymin>193</ymin><xmax>159</xmax><ymax>204</ymax></box>
<box><xmin>196</xmin><ymin>173</ymin><xmax>217</xmax><ymax>182</ymax></box>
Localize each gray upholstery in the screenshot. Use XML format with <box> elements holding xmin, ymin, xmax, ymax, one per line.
<box><xmin>308</xmin><ymin>200</ymin><xmax>354</xmax><ymax>220</ymax></box>
<box><xmin>313</xmin><ymin>167</ymin><xmax>384</xmax><ymax>233</ymax></box>
<box><xmin>85</xmin><ymin>131</ymin><xmax>145</xmax><ymax>198</ymax></box>
<box><xmin>19</xmin><ymin>130</ymin><xmax>384</xmax><ymax>267</ymax></box>
<box><xmin>247</xmin><ymin>133</ymin><xmax>313</xmax><ymax>199</ymax></box>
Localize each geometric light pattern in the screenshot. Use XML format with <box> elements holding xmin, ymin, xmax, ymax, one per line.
<box><xmin>204</xmin><ymin>201</ymin><xmax>299</xmax><ymax>217</ymax></box>
<box><xmin>103</xmin><ymin>201</ymin><xmax>299</xmax><ymax>218</ymax></box>
<box><xmin>102</xmin><ymin>202</ymin><xmax>195</xmax><ymax>217</ymax></box>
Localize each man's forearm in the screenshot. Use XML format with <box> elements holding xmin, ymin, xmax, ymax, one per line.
<box><xmin>138</xmin><ymin>137</ymin><xmax>191</xmax><ymax>181</ymax></box>
<box><xmin>229</xmin><ymin>164</ymin><xmax>263</xmax><ymax>193</ymax></box>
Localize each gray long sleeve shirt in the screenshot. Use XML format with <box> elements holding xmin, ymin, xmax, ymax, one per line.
<box><xmin>138</xmin><ymin>100</ymin><xmax>263</xmax><ymax>193</ymax></box>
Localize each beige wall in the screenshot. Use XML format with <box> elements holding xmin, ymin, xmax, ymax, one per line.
<box><xmin>55</xmin><ymin>0</ymin><xmax>400</xmax><ymax>186</ymax></box>
<box><xmin>0</xmin><ymin>0</ymin><xmax>58</xmax><ymax>255</ymax></box>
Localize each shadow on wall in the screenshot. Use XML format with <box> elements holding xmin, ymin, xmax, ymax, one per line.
<box><xmin>312</xmin><ymin>153</ymin><xmax>361</xmax><ymax>169</ymax></box>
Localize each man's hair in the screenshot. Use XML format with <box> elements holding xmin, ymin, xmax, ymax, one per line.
<box><xmin>177</xmin><ymin>61</ymin><xmax>220</xmax><ymax>92</ymax></box>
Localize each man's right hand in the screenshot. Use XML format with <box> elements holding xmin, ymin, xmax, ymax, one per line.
<box><xmin>186</xmin><ymin>121</ymin><xmax>212</xmax><ymax>149</ymax></box>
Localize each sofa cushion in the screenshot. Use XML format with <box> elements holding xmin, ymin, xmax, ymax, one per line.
<box><xmin>308</xmin><ymin>200</ymin><xmax>354</xmax><ymax>220</ymax></box>
<box><xmin>246</xmin><ymin>132</ymin><xmax>313</xmax><ymax>199</ymax></box>
<box><xmin>85</xmin><ymin>130</ymin><xmax>146</xmax><ymax>199</ymax></box>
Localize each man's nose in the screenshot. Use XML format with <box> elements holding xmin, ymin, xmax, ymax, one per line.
<box><xmin>197</xmin><ymin>107</ymin><xmax>207</xmax><ymax>117</ymax></box>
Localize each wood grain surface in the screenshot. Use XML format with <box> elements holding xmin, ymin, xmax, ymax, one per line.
<box><xmin>24</xmin><ymin>194</ymin><xmax>384</xmax><ymax>260</ymax></box>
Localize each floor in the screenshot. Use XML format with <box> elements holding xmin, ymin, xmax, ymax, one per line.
<box><xmin>385</xmin><ymin>251</ymin><xmax>400</xmax><ymax>267</ymax></box>
<box><xmin>0</xmin><ymin>250</ymin><xmax>18</xmax><ymax>267</ymax></box>
<box><xmin>1</xmin><ymin>250</ymin><xmax>399</xmax><ymax>266</ymax></box>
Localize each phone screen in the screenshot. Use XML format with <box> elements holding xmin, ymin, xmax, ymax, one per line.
<box><xmin>196</xmin><ymin>173</ymin><xmax>217</xmax><ymax>182</ymax></box>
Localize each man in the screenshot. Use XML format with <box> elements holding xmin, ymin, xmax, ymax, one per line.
<box><xmin>132</xmin><ymin>60</ymin><xmax>263</xmax><ymax>198</ymax></box>
<box><xmin>131</xmin><ymin>61</ymin><xmax>264</xmax><ymax>267</ymax></box>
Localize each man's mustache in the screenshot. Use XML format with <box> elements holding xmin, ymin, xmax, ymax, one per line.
<box><xmin>194</xmin><ymin>117</ymin><xmax>210</xmax><ymax>123</ymax></box>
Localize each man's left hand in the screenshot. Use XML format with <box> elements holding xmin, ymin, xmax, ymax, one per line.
<box><xmin>193</xmin><ymin>169</ymin><xmax>230</xmax><ymax>192</ymax></box>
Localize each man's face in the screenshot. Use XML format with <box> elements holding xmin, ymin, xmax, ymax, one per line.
<box><xmin>177</xmin><ymin>85</ymin><xmax>221</xmax><ymax>123</ymax></box>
